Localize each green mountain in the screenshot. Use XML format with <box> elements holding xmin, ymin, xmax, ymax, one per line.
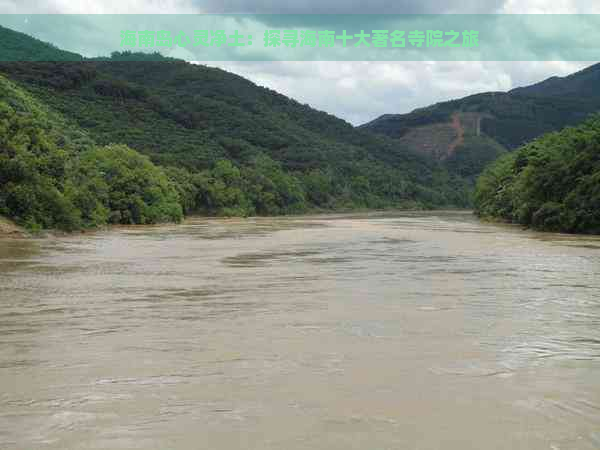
<box><xmin>0</xmin><ymin>74</ymin><xmax>184</xmax><ymax>230</ymax></box>
<box><xmin>474</xmin><ymin>114</ymin><xmax>600</xmax><ymax>234</ymax></box>
<box><xmin>510</xmin><ymin>63</ymin><xmax>600</xmax><ymax>98</ymax></box>
<box><xmin>0</xmin><ymin>25</ymin><xmax>470</xmax><ymax>230</ymax></box>
<box><xmin>0</xmin><ymin>24</ymin><xmax>83</xmax><ymax>62</ymax></box>
<box><xmin>360</xmin><ymin>63</ymin><xmax>600</xmax><ymax>179</ymax></box>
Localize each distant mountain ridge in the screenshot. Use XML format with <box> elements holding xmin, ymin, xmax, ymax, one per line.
<box><xmin>0</xmin><ymin>24</ymin><xmax>83</xmax><ymax>62</ymax></box>
<box><xmin>510</xmin><ymin>63</ymin><xmax>600</xmax><ymax>98</ymax></box>
<box><xmin>360</xmin><ymin>62</ymin><xmax>600</xmax><ymax>178</ymax></box>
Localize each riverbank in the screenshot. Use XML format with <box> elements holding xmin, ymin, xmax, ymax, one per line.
<box><xmin>0</xmin><ymin>216</ymin><xmax>26</xmax><ymax>238</ymax></box>
<box><xmin>0</xmin><ymin>205</ymin><xmax>470</xmax><ymax>238</ymax></box>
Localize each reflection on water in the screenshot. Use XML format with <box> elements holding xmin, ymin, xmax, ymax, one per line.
<box><xmin>1</xmin><ymin>211</ymin><xmax>599</xmax><ymax>450</ymax></box>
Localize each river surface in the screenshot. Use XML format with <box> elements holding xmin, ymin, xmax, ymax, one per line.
<box><xmin>1</xmin><ymin>211</ymin><xmax>599</xmax><ymax>450</ymax></box>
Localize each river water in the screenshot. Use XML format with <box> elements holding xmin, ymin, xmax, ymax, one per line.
<box><xmin>1</xmin><ymin>211</ymin><xmax>599</xmax><ymax>450</ymax></box>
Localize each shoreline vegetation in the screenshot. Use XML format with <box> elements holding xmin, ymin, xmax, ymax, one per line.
<box><xmin>0</xmin><ymin>208</ymin><xmax>474</xmax><ymax>239</ymax></box>
<box><xmin>474</xmin><ymin>115</ymin><xmax>600</xmax><ymax>234</ymax></box>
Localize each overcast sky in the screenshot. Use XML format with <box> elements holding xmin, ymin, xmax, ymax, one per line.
<box><xmin>0</xmin><ymin>0</ymin><xmax>598</xmax><ymax>124</ymax></box>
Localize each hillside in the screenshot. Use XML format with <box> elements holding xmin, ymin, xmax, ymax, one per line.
<box><xmin>510</xmin><ymin>63</ymin><xmax>600</xmax><ymax>98</ymax></box>
<box><xmin>0</xmin><ymin>58</ymin><xmax>432</xmax><ymax>173</ymax></box>
<box><xmin>0</xmin><ymin>73</ymin><xmax>184</xmax><ymax>230</ymax></box>
<box><xmin>0</xmin><ymin>24</ymin><xmax>83</xmax><ymax>62</ymax></box>
<box><xmin>0</xmin><ymin>25</ymin><xmax>472</xmax><ymax>230</ymax></box>
<box><xmin>474</xmin><ymin>115</ymin><xmax>600</xmax><ymax>234</ymax></box>
<box><xmin>360</xmin><ymin>63</ymin><xmax>600</xmax><ymax>179</ymax></box>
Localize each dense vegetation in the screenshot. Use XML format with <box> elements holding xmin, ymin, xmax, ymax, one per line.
<box><xmin>0</xmin><ymin>25</ymin><xmax>473</xmax><ymax>231</ymax></box>
<box><xmin>444</xmin><ymin>134</ymin><xmax>507</xmax><ymax>179</ymax></box>
<box><xmin>0</xmin><ymin>72</ymin><xmax>466</xmax><ymax>231</ymax></box>
<box><xmin>0</xmin><ymin>76</ymin><xmax>183</xmax><ymax>230</ymax></box>
<box><xmin>474</xmin><ymin>115</ymin><xmax>600</xmax><ymax>234</ymax></box>
<box><xmin>0</xmin><ymin>57</ymin><xmax>466</xmax><ymax>197</ymax></box>
<box><xmin>0</xmin><ymin>25</ymin><xmax>83</xmax><ymax>62</ymax></box>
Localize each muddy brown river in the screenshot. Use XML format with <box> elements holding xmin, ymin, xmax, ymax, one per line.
<box><xmin>1</xmin><ymin>211</ymin><xmax>599</xmax><ymax>449</ymax></box>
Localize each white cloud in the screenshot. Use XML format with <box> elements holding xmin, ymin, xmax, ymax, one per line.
<box><xmin>0</xmin><ymin>0</ymin><xmax>198</xmax><ymax>13</ymax></box>
<box><xmin>501</xmin><ymin>0</ymin><xmax>600</xmax><ymax>13</ymax></box>
<box><xmin>0</xmin><ymin>0</ymin><xmax>503</xmax><ymax>14</ymax></box>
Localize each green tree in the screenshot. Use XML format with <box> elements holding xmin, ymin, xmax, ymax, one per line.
<box><xmin>474</xmin><ymin>114</ymin><xmax>600</xmax><ymax>234</ymax></box>
<box><xmin>78</xmin><ymin>144</ymin><xmax>183</xmax><ymax>224</ymax></box>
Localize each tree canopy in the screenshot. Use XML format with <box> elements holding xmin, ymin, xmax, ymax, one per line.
<box><xmin>474</xmin><ymin>115</ymin><xmax>600</xmax><ymax>234</ymax></box>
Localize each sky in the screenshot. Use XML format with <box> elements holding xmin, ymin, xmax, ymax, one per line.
<box><xmin>0</xmin><ymin>0</ymin><xmax>598</xmax><ymax>125</ymax></box>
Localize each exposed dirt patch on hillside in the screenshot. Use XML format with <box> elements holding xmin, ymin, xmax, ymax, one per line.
<box><xmin>447</xmin><ymin>113</ymin><xmax>465</xmax><ymax>157</ymax></box>
<box><xmin>396</xmin><ymin>111</ymin><xmax>493</xmax><ymax>161</ymax></box>
<box><xmin>398</xmin><ymin>122</ymin><xmax>457</xmax><ymax>160</ymax></box>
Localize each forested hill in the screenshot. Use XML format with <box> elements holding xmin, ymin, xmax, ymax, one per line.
<box><xmin>0</xmin><ymin>24</ymin><xmax>83</xmax><ymax>62</ymax></box>
<box><xmin>509</xmin><ymin>63</ymin><xmax>600</xmax><ymax>98</ymax></box>
<box><xmin>360</xmin><ymin>63</ymin><xmax>600</xmax><ymax>179</ymax></box>
<box><xmin>0</xmin><ymin>58</ymin><xmax>432</xmax><ymax>174</ymax></box>
<box><xmin>474</xmin><ymin>115</ymin><xmax>600</xmax><ymax>234</ymax></box>
<box><xmin>0</xmin><ymin>25</ymin><xmax>470</xmax><ymax>231</ymax></box>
